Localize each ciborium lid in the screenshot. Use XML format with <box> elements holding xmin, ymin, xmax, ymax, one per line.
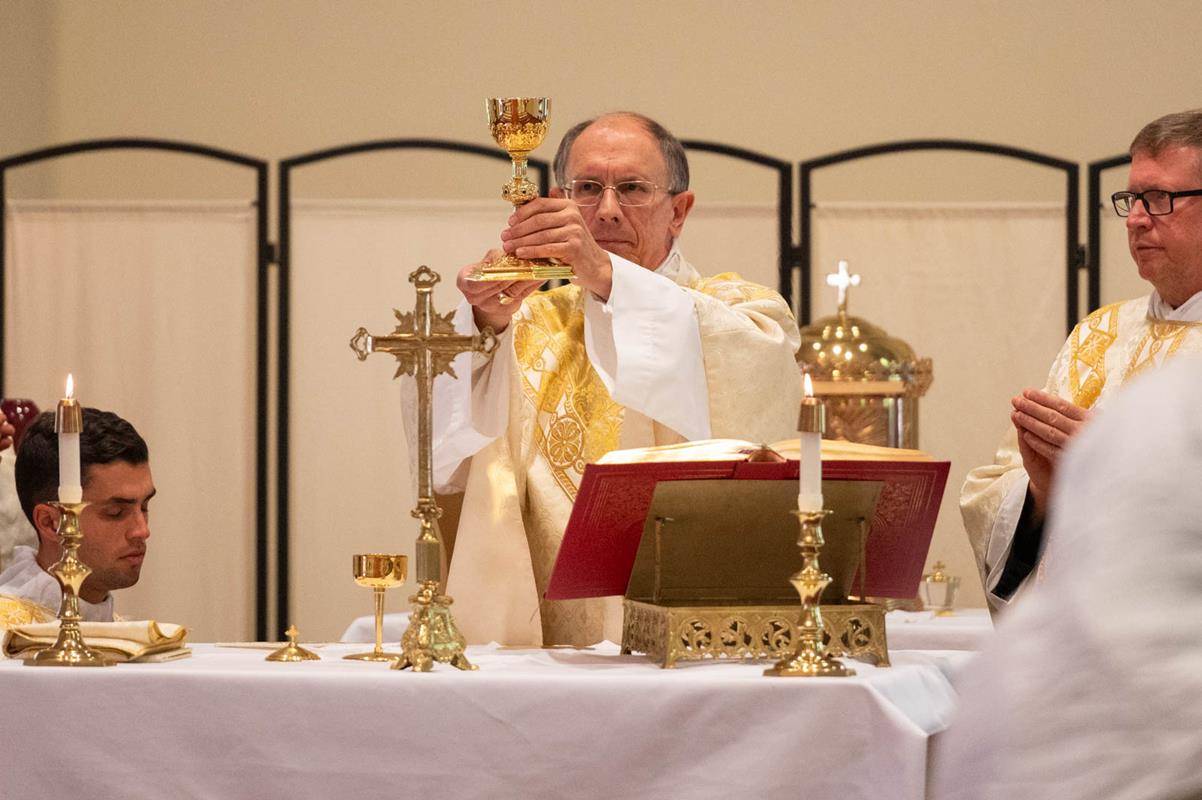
<box><xmin>798</xmin><ymin>261</ymin><xmax>933</xmax><ymax>398</ymax></box>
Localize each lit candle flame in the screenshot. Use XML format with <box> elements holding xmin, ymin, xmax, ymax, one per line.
<box><xmin>803</xmin><ymin>372</ymin><xmax>814</xmax><ymax>397</ymax></box>
<box><xmin>66</xmin><ymin>373</ymin><xmax>75</xmax><ymax>400</ymax></box>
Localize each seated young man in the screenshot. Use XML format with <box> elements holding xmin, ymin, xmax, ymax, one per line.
<box><xmin>0</xmin><ymin>408</ymin><xmax>155</xmax><ymax>625</ymax></box>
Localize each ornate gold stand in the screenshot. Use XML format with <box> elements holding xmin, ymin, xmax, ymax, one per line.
<box><xmin>26</xmin><ymin>501</ymin><xmax>113</xmax><ymax>667</ymax></box>
<box><xmin>764</xmin><ymin>510</ymin><xmax>853</xmax><ymax>677</ymax></box>
<box><xmin>621</xmin><ymin>600</ymin><xmax>886</xmax><ymax>670</ymax></box>
<box><xmin>351</xmin><ymin>266</ymin><xmax>496</xmax><ymax>672</ymax></box>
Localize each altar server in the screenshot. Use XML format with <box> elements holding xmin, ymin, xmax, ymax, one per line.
<box><xmin>0</xmin><ymin>409</ymin><xmax>155</xmax><ymax>625</ymax></box>
<box><xmin>962</xmin><ymin>108</ymin><xmax>1202</xmax><ymax>610</ymax></box>
<box><xmin>934</xmin><ymin>354</ymin><xmax>1202</xmax><ymax>799</ymax></box>
<box><xmin>417</xmin><ymin>111</ymin><xmax>802</xmax><ymax>646</ymax></box>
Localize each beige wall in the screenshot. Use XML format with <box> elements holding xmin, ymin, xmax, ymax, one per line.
<box><xmin>3</xmin><ymin>0</ymin><xmax>1201</xmax><ymax>201</ymax></box>
<box><xmin>3</xmin><ymin>0</ymin><xmax>1202</xmax><ymax>631</ymax></box>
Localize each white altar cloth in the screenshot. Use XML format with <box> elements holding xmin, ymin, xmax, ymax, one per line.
<box><xmin>0</xmin><ymin>642</ymin><xmax>963</xmax><ymax>800</ymax></box>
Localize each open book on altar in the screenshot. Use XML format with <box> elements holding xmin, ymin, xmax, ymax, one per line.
<box><xmin>544</xmin><ymin>438</ymin><xmax>950</xmax><ymax>602</ymax></box>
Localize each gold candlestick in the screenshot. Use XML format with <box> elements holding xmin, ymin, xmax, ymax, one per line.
<box><xmin>764</xmin><ymin>509</ymin><xmax>853</xmax><ymax>677</ymax></box>
<box><xmin>351</xmin><ymin>265</ymin><xmax>497</xmax><ymax>672</ymax></box>
<box><xmin>467</xmin><ymin>97</ymin><xmax>573</xmax><ymax>282</ymax></box>
<box><xmin>26</xmin><ymin>501</ymin><xmax>114</xmax><ymax>667</ymax></box>
<box><xmin>344</xmin><ymin>554</ymin><xmax>407</xmax><ymax>662</ymax></box>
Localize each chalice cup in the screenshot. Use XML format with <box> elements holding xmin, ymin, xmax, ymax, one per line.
<box><xmin>467</xmin><ymin>97</ymin><xmax>574</xmax><ymax>283</ymax></box>
<box><xmin>343</xmin><ymin>553</ymin><xmax>408</xmax><ymax>662</ymax></box>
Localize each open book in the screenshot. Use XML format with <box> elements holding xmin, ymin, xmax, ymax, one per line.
<box><xmin>546</xmin><ymin>438</ymin><xmax>949</xmax><ymax>601</ymax></box>
<box><xmin>3</xmin><ymin>620</ymin><xmax>191</xmax><ymax>662</ymax></box>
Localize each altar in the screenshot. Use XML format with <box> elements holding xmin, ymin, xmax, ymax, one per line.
<box><xmin>0</xmin><ymin>640</ymin><xmax>970</xmax><ymax>800</ymax></box>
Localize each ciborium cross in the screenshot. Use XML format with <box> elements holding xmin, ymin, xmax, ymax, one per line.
<box><xmin>825</xmin><ymin>260</ymin><xmax>861</xmax><ymax>314</ymax></box>
<box><xmin>350</xmin><ymin>265</ymin><xmax>497</xmax><ymax>672</ymax></box>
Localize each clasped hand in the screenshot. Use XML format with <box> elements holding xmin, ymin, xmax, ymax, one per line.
<box><xmin>1010</xmin><ymin>388</ymin><xmax>1091</xmax><ymax>517</ymax></box>
<box><xmin>457</xmin><ymin>197</ymin><xmax>614</xmax><ymax>333</ymax></box>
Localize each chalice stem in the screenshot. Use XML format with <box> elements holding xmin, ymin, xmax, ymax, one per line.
<box><xmin>373</xmin><ymin>587</ymin><xmax>386</xmax><ymax>656</ymax></box>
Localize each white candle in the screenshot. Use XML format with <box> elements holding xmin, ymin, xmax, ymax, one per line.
<box><xmin>798</xmin><ymin>373</ymin><xmax>824</xmax><ymax>511</ymax></box>
<box><xmin>57</xmin><ymin>374</ymin><xmax>83</xmax><ymax>504</ymax></box>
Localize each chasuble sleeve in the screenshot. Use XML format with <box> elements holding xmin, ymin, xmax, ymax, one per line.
<box><xmin>686</xmin><ymin>272</ymin><xmax>804</xmax><ymax>445</ymax></box>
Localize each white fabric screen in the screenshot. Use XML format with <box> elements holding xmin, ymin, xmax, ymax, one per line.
<box><xmin>289</xmin><ymin>200</ymin><xmax>502</xmax><ymax>640</ymax></box>
<box><xmin>4</xmin><ymin>200</ymin><xmax>258</xmax><ymax>641</ymax></box>
<box><xmin>812</xmin><ymin>201</ymin><xmax>1069</xmax><ymax>604</ymax></box>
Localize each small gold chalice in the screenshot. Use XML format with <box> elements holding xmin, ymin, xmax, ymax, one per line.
<box><xmin>343</xmin><ymin>553</ymin><xmax>407</xmax><ymax>662</ymax></box>
<box><xmin>467</xmin><ymin>97</ymin><xmax>574</xmax><ymax>283</ymax></box>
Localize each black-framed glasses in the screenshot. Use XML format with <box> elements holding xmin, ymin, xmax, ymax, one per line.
<box><xmin>1111</xmin><ymin>188</ymin><xmax>1202</xmax><ymax>217</ymax></box>
<box><xmin>563</xmin><ymin>179</ymin><xmax>665</xmax><ymax>207</ymax></box>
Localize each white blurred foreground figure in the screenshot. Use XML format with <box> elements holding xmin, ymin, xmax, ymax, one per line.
<box><xmin>933</xmin><ymin>355</ymin><xmax>1202</xmax><ymax>800</ymax></box>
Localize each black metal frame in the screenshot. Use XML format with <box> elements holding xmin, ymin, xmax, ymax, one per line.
<box><xmin>799</xmin><ymin>140</ymin><xmax>1082</xmax><ymax>334</ymax></box>
<box><xmin>1088</xmin><ymin>154</ymin><xmax>1132</xmax><ymax>311</ymax></box>
<box><xmin>0</xmin><ymin>137</ymin><xmax>272</xmax><ymax>638</ymax></box>
<box><xmin>276</xmin><ymin>139</ymin><xmax>546</xmax><ymax>637</ymax></box>
<box><xmin>679</xmin><ymin>140</ymin><xmax>795</xmax><ymax>306</ymax></box>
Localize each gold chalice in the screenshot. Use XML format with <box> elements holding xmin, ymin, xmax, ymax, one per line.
<box><xmin>343</xmin><ymin>553</ymin><xmax>407</xmax><ymax>662</ymax></box>
<box><xmin>467</xmin><ymin>96</ymin><xmax>574</xmax><ymax>282</ymax></box>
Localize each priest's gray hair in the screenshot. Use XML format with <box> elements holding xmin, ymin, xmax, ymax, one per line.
<box><xmin>1130</xmin><ymin>108</ymin><xmax>1202</xmax><ymax>165</ymax></box>
<box><xmin>553</xmin><ymin>112</ymin><xmax>690</xmax><ymax>194</ymax></box>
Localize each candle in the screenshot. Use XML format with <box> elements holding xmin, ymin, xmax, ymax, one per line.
<box><xmin>56</xmin><ymin>374</ymin><xmax>83</xmax><ymax>504</ymax></box>
<box><xmin>798</xmin><ymin>373</ymin><xmax>825</xmax><ymax>511</ymax></box>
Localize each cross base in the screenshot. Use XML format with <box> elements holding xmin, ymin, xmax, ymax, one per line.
<box><xmin>391</xmin><ymin>580</ymin><xmax>477</xmax><ymax>672</ymax></box>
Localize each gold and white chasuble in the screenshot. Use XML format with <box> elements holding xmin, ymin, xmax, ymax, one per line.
<box><xmin>961</xmin><ymin>291</ymin><xmax>1202</xmax><ymax>609</ymax></box>
<box><xmin>415</xmin><ymin>249</ymin><xmax>802</xmax><ymax>646</ymax></box>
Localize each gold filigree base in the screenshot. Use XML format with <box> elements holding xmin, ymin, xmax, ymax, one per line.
<box><xmin>392</xmin><ymin>580</ymin><xmax>477</xmax><ymax>672</ymax></box>
<box><xmin>26</xmin><ymin>629</ymin><xmax>114</xmax><ymax>667</ymax></box>
<box><xmin>466</xmin><ymin>254</ymin><xmax>573</xmax><ymax>282</ymax></box>
<box><xmin>621</xmin><ymin>600</ymin><xmax>887</xmax><ymax>669</ymax></box>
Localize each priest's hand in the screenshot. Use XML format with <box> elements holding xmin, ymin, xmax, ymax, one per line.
<box><xmin>0</xmin><ymin>411</ymin><xmax>13</xmax><ymax>452</ymax></box>
<box><xmin>499</xmin><ymin>197</ymin><xmax>613</xmax><ymax>301</ymax></box>
<box><xmin>456</xmin><ymin>251</ymin><xmax>542</xmax><ymax>335</ymax></box>
<box><xmin>1010</xmin><ymin>388</ymin><xmax>1091</xmax><ymax>517</ymax></box>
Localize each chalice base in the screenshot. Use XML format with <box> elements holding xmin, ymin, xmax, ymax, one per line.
<box><xmin>343</xmin><ymin>650</ymin><xmax>403</xmax><ymax>662</ymax></box>
<box><xmin>26</xmin><ymin>632</ymin><xmax>114</xmax><ymax>667</ymax></box>
<box><xmin>764</xmin><ymin>648</ymin><xmax>854</xmax><ymax>678</ymax></box>
<box><xmin>467</xmin><ymin>254</ymin><xmax>573</xmax><ymax>282</ymax></box>
<box><xmin>392</xmin><ymin>585</ymin><xmax>478</xmax><ymax>673</ymax></box>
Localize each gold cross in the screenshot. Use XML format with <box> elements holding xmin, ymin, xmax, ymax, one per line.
<box><xmin>825</xmin><ymin>260</ymin><xmax>861</xmax><ymax>314</ymax></box>
<box><xmin>350</xmin><ymin>265</ymin><xmax>497</xmax><ymax>582</ymax></box>
<box><xmin>350</xmin><ymin>265</ymin><xmax>497</xmax><ymax>672</ymax></box>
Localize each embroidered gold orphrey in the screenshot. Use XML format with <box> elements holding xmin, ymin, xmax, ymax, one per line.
<box><xmin>514</xmin><ymin>286</ymin><xmax>623</xmax><ymax>503</ymax></box>
<box><xmin>1068</xmin><ymin>303</ymin><xmax>1120</xmax><ymax>409</ymax></box>
<box><xmin>1125</xmin><ymin>319</ymin><xmax>1200</xmax><ymax>381</ymax></box>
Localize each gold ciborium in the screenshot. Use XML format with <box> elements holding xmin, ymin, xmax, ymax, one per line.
<box><xmin>468</xmin><ymin>97</ymin><xmax>574</xmax><ymax>282</ymax></box>
<box><xmin>344</xmin><ymin>553</ymin><xmax>408</xmax><ymax>662</ymax></box>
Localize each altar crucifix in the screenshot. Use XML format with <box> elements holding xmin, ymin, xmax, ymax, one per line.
<box><xmin>350</xmin><ymin>265</ymin><xmax>497</xmax><ymax>671</ymax></box>
<box><xmin>826</xmin><ymin>260</ymin><xmax>861</xmax><ymax>314</ymax></box>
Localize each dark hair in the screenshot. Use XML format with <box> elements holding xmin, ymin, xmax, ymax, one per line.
<box><xmin>1130</xmin><ymin>108</ymin><xmax>1202</xmax><ymax>158</ymax></box>
<box><xmin>15</xmin><ymin>407</ymin><xmax>148</xmax><ymax>525</ymax></box>
<box><xmin>552</xmin><ymin>111</ymin><xmax>690</xmax><ymax>194</ymax></box>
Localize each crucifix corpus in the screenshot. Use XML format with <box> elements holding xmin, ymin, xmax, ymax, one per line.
<box><xmin>350</xmin><ymin>265</ymin><xmax>497</xmax><ymax>672</ymax></box>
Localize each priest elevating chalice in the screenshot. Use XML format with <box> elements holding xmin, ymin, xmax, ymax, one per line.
<box><xmin>467</xmin><ymin>97</ymin><xmax>574</xmax><ymax>282</ymax></box>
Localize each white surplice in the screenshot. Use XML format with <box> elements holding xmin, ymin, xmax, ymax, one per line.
<box><xmin>960</xmin><ymin>290</ymin><xmax>1202</xmax><ymax>609</ymax></box>
<box><xmin>934</xmin><ymin>353</ymin><xmax>1202</xmax><ymax>800</ymax></box>
<box><xmin>404</xmin><ymin>246</ymin><xmax>802</xmax><ymax>645</ymax></box>
<box><xmin>0</xmin><ymin>453</ymin><xmax>37</xmax><ymax>572</ymax></box>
